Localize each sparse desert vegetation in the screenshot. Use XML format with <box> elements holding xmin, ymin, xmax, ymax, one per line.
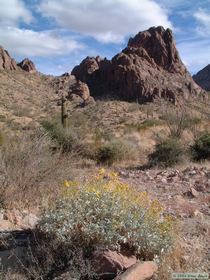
<box><xmin>0</xmin><ymin>97</ymin><xmax>210</xmax><ymax>279</ymax></box>
<box><xmin>0</xmin><ymin>23</ymin><xmax>210</xmax><ymax>280</ymax></box>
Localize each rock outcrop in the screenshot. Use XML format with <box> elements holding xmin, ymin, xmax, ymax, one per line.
<box><xmin>115</xmin><ymin>261</ymin><xmax>158</xmax><ymax>280</ymax></box>
<box><xmin>18</xmin><ymin>58</ymin><xmax>37</xmax><ymax>73</ymax></box>
<box><xmin>52</xmin><ymin>74</ymin><xmax>94</xmax><ymax>106</ymax></box>
<box><xmin>0</xmin><ymin>46</ymin><xmax>37</xmax><ymax>73</ymax></box>
<box><xmin>72</xmin><ymin>55</ymin><xmax>104</xmax><ymax>83</ymax></box>
<box><xmin>193</xmin><ymin>64</ymin><xmax>210</xmax><ymax>91</ymax></box>
<box><xmin>0</xmin><ymin>46</ymin><xmax>18</xmax><ymax>70</ymax></box>
<box><xmin>92</xmin><ymin>250</ymin><xmax>137</xmax><ymax>276</ymax></box>
<box><xmin>72</xmin><ymin>26</ymin><xmax>205</xmax><ymax>103</ymax></box>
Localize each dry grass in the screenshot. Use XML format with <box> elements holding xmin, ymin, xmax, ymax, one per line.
<box><xmin>156</xmin><ymin>237</ymin><xmax>207</xmax><ymax>280</ymax></box>
<box><xmin>156</xmin><ymin>217</ymin><xmax>210</xmax><ymax>280</ymax></box>
<box><xmin>0</xmin><ymin>133</ymin><xmax>77</xmax><ymax>209</ymax></box>
<box><xmin>0</xmin><ymin>270</ymin><xmax>27</xmax><ymax>280</ymax></box>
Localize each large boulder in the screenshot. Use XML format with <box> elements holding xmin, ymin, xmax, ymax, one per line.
<box><xmin>0</xmin><ymin>46</ymin><xmax>18</xmax><ymax>70</ymax></box>
<box><xmin>18</xmin><ymin>58</ymin><xmax>37</xmax><ymax>73</ymax></box>
<box><xmin>193</xmin><ymin>64</ymin><xmax>210</xmax><ymax>91</ymax></box>
<box><xmin>115</xmin><ymin>261</ymin><xmax>158</xmax><ymax>280</ymax></box>
<box><xmin>72</xmin><ymin>26</ymin><xmax>206</xmax><ymax>103</ymax></box>
<box><xmin>92</xmin><ymin>250</ymin><xmax>137</xmax><ymax>277</ymax></box>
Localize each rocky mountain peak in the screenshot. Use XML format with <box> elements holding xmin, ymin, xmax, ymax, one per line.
<box><xmin>0</xmin><ymin>46</ymin><xmax>18</xmax><ymax>71</ymax></box>
<box><xmin>193</xmin><ymin>64</ymin><xmax>210</xmax><ymax>91</ymax></box>
<box><xmin>18</xmin><ymin>58</ymin><xmax>37</xmax><ymax>73</ymax></box>
<box><xmin>127</xmin><ymin>26</ymin><xmax>186</xmax><ymax>74</ymax></box>
<box><xmin>72</xmin><ymin>26</ymin><xmax>205</xmax><ymax>103</ymax></box>
<box><xmin>72</xmin><ymin>55</ymin><xmax>104</xmax><ymax>82</ymax></box>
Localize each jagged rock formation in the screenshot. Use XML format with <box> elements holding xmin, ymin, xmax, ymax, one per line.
<box><xmin>72</xmin><ymin>26</ymin><xmax>205</xmax><ymax>103</ymax></box>
<box><xmin>193</xmin><ymin>65</ymin><xmax>210</xmax><ymax>91</ymax></box>
<box><xmin>52</xmin><ymin>74</ymin><xmax>94</xmax><ymax>106</ymax></box>
<box><xmin>18</xmin><ymin>58</ymin><xmax>37</xmax><ymax>73</ymax></box>
<box><xmin>0</xmin><ymin>46</ymin><xmax>18</xmax><ymax>70</ymax></box>
<box><xmin>0</xmin><ymin>46</ymin><xmax>37</xmax><ymax>74</ymax></box>
<box><xmin>72</xmin><ymin>56</ymin><xmax>104</xmax><ymax>83</ymax></box>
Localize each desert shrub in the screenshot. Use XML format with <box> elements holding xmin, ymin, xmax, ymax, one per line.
<box><xmin>41</xmin><ymin>120</ymin><xmax>87</xmax><ymax>154</ymax></box>
<box><xmin>96</xmin><ymin>139</ymin><xmax>136</xmax><ymax>165</ymax></box>
<box><xmin>127</xmin><ymin>102</ymin><xmax>141</xmax><ymax>113</ymax></box>
<box><xmin>191</xmin><ymin>132</ymin><xmax>210</xmax><ymax>161</ymax></box>
<box><xmin>38</xmin><ymin>170</ymin><xmax>175</xmax><ymax>260</ymax></box>
<box><xmin>160</xmin><ymin>103</ymin><xmax>200</xmax><ymax>138</ymax></box>
<box><xmin>149</xmin><ymin>138</ymin><xmax>183</xmax><ymax>167</ymax></box>
<box><xmin>125</xmin><ymin>119</ymin><xmax>162</xmax><ymax>133</ymax></box>
<box><xmin>0</xmin><ymin>133</ymin><xmax>74</xmax><ymax>208</ymax></box>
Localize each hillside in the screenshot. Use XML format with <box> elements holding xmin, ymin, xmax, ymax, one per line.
<box><xmin>0</xmin><ymin>69</ymin><xmax>58</xmax><ymax>134</ymax></box>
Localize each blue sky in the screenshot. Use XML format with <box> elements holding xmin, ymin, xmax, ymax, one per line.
<box><xmin>0</xmin><ymin>0</ymin><xmax>210</xmax><ymax>75</ymax></box>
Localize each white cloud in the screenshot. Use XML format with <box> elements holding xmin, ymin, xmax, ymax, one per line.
<box><xmin>0</xmin><ymin>27</ymin><xmax>84</xmax><ymax>57</ymax></box>
<box><xmin>0</xmin><ymin>0</ymin><xmax>32</xmax><ymax>26</ymax></box>
<box><xmin>0</xmin><ymin>0</ymin><xmax>84</xmax><ymax>58</ymax></box>
<box><xmin>194</xmin><ymin>9</ymin><xmax>210</xmax><ymax>36</ymax></box>
<box><xmin>39</xmin><ymin>0</ymin><xmax>172</xmax><ymax>43</ymax></box>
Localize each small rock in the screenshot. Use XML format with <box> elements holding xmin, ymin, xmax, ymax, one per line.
<box><xmin>190</xmin><ymin>188</ymin><xmax>199</xmax><ymax>198</ymax></box>
<box><xmin>189</xmin><ymin>170</ymin><xmax>197</xmax><ymax>176</ymax></box>
<box><xmin>183</xmin><ymin>188</ymin><xmax>199</xmax><ymax>198</ymax></box>
<box><xmin>161</xmin><ymin>178</ymin><xmax>167</xmax><ymax>184</ymax></box>
<box><xmin>115</xmin><ymin>261</ymin><xmax>158</xmax><ymax>280</ymax></box>
<box><xmin>92</xmin><ymin>250</ymin><xmax>137</xmax><ymax>276</ymax></box>
<box><xmin>194</xmin><ymin>210</ymin><xmax>204</xmax><ymax>220</ymax></box>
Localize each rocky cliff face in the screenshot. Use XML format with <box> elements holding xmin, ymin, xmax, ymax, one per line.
<box><xmin>18</xmin><ymin>58</ymin><xmax>37</xmax><ymax>73</ymax></box>
<box><xmin>0</xmin><ymin>47</ymin><xmax>37</xmax><ymax>73</ymax></box>
<box><xmin>72</xmin><ymin>26</ymin><xmax>205</xmax><ymax>103</ymax></box>
<box><xmin>193</xmin><ymin>65</ymin><xmax>210</xmax><ymax>91</ymax></box>
<box><xmin>0</xmin><ymin>46</ymin><xmax>18</xmax><ymax>70</ymax></box>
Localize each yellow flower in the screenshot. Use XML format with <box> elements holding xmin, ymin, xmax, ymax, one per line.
<box><xmin>63</xmin><ymin>180</ymin><xmax>70</xmax><ymax>188</ymax></box>
<box><xmin>99</xmin><ymin>168</ymin><xmax>105</xmax><ymax>175</ymax></box>
<box><xmin>108</xmin><ymin>172</ymin><xmax>118</xmax><ymax>179</ymax></box>
<box><xmin>95</xmin><ymin>190</ymin><xmax>101</xmax><ymax>198</ymax></box>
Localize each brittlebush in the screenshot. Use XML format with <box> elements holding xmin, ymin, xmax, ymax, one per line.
<box><xmin>39</xmin><ymin>169</ymin><xmax>175</xmax><ymax>259</ymax></box>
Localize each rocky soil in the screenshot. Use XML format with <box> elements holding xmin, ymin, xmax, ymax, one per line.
<box><xmin>118</xmin><ymin>165</ymin><xmax>210</xmax><ymax>272</ymax></box>
<box><xmin>0</xmin><ymin>165</ymin><xmax>209</xmax><ymax>276</ymax></box>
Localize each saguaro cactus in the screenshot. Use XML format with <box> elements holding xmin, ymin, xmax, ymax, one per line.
<box><xmin>61</xmin><ymin>92</ymin><xmax>67</xmax><ymax>128</ymax></box>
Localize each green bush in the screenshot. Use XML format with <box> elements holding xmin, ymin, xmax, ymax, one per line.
<box><xmin>96</xmin><ymin>139</ymin><xmax>136</xmax><ymax>165</ymax></box>
<box><xmin>41</xmin><ymin>120</ymin><xmax>85</xmax><ymax>154</ymax></box>
<box><xmin>191</xmin><ymin>132</ymin><xmax>210</xmax><ymax>161</ymax></box>
<box><xmin>149</xmin><ymin>138</ymin><xmax>183</xmax><ymax>167</ymax></box>
<box><xmin>38</xmin><ymin>170</ymin><xmax>175</xmax><ymax>259</ymax></box>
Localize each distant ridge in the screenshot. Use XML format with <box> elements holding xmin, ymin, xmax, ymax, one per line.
<box><xmin>193</xmin><ymin>64</ymin><xmax>210</xmax><ymax>91</ymax></box>
<box><xmin>0</xmin><ymin>46</ymin><xmax>37</xmax><ymax>73</ymax></box>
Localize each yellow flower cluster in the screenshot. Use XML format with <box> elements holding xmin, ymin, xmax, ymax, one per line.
<box><xmin>62</xmin><ymin>169</ymin><xmax>169</xmax><ymax>229</ymax></box>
